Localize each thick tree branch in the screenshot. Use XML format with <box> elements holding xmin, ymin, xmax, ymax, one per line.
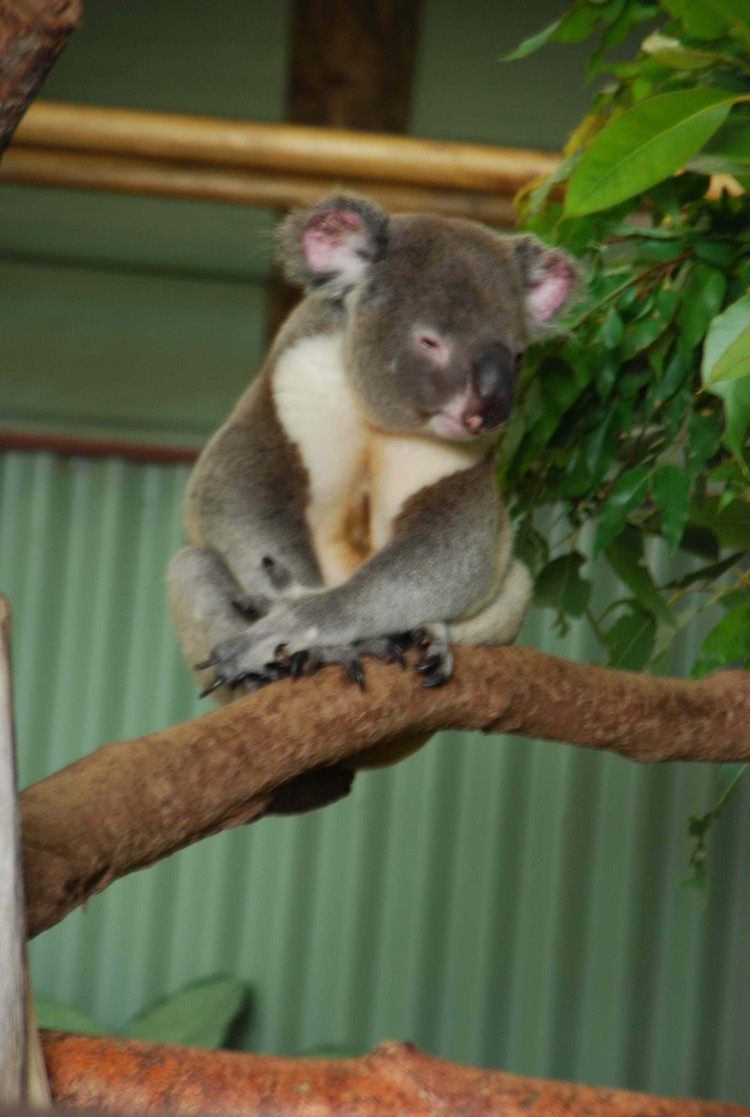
<box><xmin>0</xmin><ymin>0</ymin><xmax>81</xmax><ymax>156</ymax></box>
<box><xmin>41</xmin><ymin>1031</ymin><xmax>750</xmax><ymax>1116</ymax></box>
<box><xmin>21</xmin><ymin>645</ymin><xmax>750</xmax><ymax>938</ymax></box>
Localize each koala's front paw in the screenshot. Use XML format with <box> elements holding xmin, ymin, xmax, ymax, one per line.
<box><xmin>196</xmin><ymin>629</ymin><xmax>286</xmax><ymax>696</ymax></box>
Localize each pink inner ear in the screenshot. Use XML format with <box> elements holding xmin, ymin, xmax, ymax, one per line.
<box><xmin>528</xmin><ymin>256</ymin><xmax>575</xmax><ymax>322</ymax></box>
<box><xmin>302</xmin><ymin>209</ymin><xmax>367</xmax><ymax>273</ymax></box>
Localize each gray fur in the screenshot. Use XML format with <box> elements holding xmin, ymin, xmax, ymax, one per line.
<box><xmin>169</xmin><ymin>193</ymin><xmax>576</xmax><ymax>745</ymax></box>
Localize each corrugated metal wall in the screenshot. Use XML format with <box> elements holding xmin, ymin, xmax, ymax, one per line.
<box><xmin>2</xmin><ymin>448</ymin><xmax>748</xmax><ymax>1106</ymax></box>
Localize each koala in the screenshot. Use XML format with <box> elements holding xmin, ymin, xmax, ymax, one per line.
<box><xmin>168</xmin><ymin>193</ymin><xmax>575</xmax><ymax>783</ymax></box>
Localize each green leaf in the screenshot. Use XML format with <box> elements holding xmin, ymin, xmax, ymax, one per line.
<box><xmin>641</xmin><ymin>33</ymin><xmax>721</xmax><ymax>69</ymax></box>
<box><xmin>702</xmin><ymin>0</ymin><xmax>750</xmax><ymax>47</ymax></box>
<box><xmin>661</xmin><ymin>0</ymin><xmax>729</xmax><ymax>38</ymax></box>
<box><xmin>564</xmin><ymin>90</ymin><xmax>740</xmax><ymax>218</ymax></box>
<box><xmin>693</xmin><ymin>599</ymin><xmax>750</xmax><ymax>674</ymax></box>
<box><xmin>602</xmin><ymin>601</ymin><xmax>657</xmax><ymax>670</ymax></box>
<box><xmin>677</xmin><ymin>264</ymin><xmax>727</xmax><ymax>353</ymax></box>
<box><xmin>504</xmin><ymin>18</ymin><xmax>563</xmax><ymax>60</ymax></box>
<box><xmin>702</xmin><ymin>295</ymin><xmax>750</xmax><ymax>386</ymax></box>
<box><xmin>687</xmin><ymin>408</ymin><xmax>721</xmax><ymax>475</ymax></box>
<box><xmin>599</xmin><ymin>305</ymin><xmax>625</xmax><ymax>349</ymax></box>
<box><xmin>709</xmin><ymin>375</ymin><xmax>750</xmax><ymax>464</ymax></box>
<box><xmin>504</xmin><ymin>4</ymin><xmax>601</xmax><ymax>61</ymax></box>
<box><xmin>605</xmin><ymin>526</ymin><xmax>674</xmax><ymax>624</ymax></box>
<box><xmin>534</xmin><ymin>551</ymin><xmax>592</xmax><ymax>621</ymax></box>
<box><xmin>123</xmin><ymin>977</ymin><xmax>248</xmax><ymax>1049</ymax></box>
<box><xmin>690</xmin><ymin>494</ymin><xmax>750</xmax><ymax>547</ymax></box>
<box><xmin>652</xmin><ymin>464</ymin><xmax>692</xmax><ymax>552</ymax></box>
<box><xmin>594</xmin><ymin>468</ymin><xmax>649</xmax><ymax>554</ymax></box>
<box><xmin>35</xmin><ymin>999</ymin><xmax>102</xmax><ymax>1035</ymax></box>
<box><xmin>691</xmin><ymin>114</ymin><xmax>750</xmax><ymax>177</ymax></box>
<box><xmin>666</xmin><ymin>550</ymin><xmax>744</xmax><ymax>587</ymax></box>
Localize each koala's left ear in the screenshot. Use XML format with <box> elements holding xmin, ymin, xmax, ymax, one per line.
<box><xmin>277</xmin><ymin>193</ymin><xmax>389</xmax><ymax>295</ymax></box>
<box><xmin>513</xmin><ymin>235</ymin><xmax>578</xmax><ymax>333</ymax></box>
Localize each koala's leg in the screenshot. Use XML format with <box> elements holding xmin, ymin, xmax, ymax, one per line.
<box><xmin>448</xmin><ymin>557</ymin><xmax>532</xmax><ymax>647</ymax></box>
<box><xmin>169</xmin><ymin>545</ymin><xmax>356</xmax><ymax>812</ymax></box>
<box><xmin>168</xmin><ymin>546</ymin><xmax>255</xmax><ymax>700</ymax></box>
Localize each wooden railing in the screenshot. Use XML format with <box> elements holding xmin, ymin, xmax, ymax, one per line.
<box><xmin>1</xmin><ymin>100</ymin><xmax>562</xmax><ymax>224</ymax></box>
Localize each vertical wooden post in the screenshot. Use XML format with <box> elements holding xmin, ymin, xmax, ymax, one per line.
<box><xmin>267</xmin><ymin>0</ymin><xmax>423</xmax><ymax>336</ymax></box>
<box><xmin>0</xmin><ymin>598</ymin><xmax>50</xmax><ymax>1106</ymax></box>
<box><xmin>0</xmin><ymin>598</ymin><xmax>27</xmax><ymax>1102</ymax></box>
<box><xmin>0</xmin><ymin>0</ymin><xmax>82</xmax><ymax>157</ymax></box>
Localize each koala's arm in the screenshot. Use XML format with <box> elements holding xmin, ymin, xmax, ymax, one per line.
<box><xmin>205</xmin><ymin>459</ymin><xmax>509</xmax><ymax>688</ymax></box>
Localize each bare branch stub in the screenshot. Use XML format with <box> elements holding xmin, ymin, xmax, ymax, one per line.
<box><xmin>20</xmin><ymin>645</ymin><xmax>750</xmax><ymax>940</ymax></box>
<box><xmin>0</xmin><ymin>0</ymin><xmax>81</xmax><ymax>157</ymax></box>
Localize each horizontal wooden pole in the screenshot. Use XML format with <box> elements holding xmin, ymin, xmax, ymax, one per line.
<box><xmin>13</xmin><ymin>100</ymin><xmax>560</xmax><ymax>194</ymax></box>
<box><xmin>0</xmin><ymin>145</ymin><xmax>518</xmax><ymax>223</ymax></box>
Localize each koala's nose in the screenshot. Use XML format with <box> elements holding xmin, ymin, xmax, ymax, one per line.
<box><xmin>472</xmin><ymin>342</ymin><xmax>516</xmax><ymax>429</ymax></box>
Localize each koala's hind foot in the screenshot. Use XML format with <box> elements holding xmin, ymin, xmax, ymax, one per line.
<box><xmin>413</xmin><ymin>623</ymin><xmax>454</xmax><ymax>688</ymax></box>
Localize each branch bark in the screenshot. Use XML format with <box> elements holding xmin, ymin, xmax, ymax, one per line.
<box><xmin>21</xmin><ymin>645</ymin><xmax>750</xmax><ymax>939</ymax></box>
<box><xmin>0</xmin><ymin>0</ymin><xmax>81</xmax><ymax>157</ymax></box>
<box><xmin>40</xmin><ymin>1032</ymin><xmax>750</xmax><ymax>1116</ymax></box>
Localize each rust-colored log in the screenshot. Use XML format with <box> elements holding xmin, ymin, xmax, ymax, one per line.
<box><xmin>13</xmin><ymin>100</ymin><xmax>560</xmax><ymax>193</ymax></box>
<box><xmin>41</xmin><ymin>1032</ymin><xmax>749</xmax><ymax>1116</ymax></box>
<box><xmin>0</xmin><ymin>3</ymin><xmax>80</xmax><ymax>156</ymax></box>
<box><xmin>21</xmin><ymin>646</ymin><xmax>750</xmax><ymax>939</ymax></box>
<box><xmin>0</xmin><ymin>145</ymin><xmax>517</xmax><ymax>225</ymax></box>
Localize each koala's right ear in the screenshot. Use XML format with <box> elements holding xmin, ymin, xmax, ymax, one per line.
<box><xmin>277</xmin><ymin>193</ymin><xmax>389</xmax><ymax>295</ymax></box>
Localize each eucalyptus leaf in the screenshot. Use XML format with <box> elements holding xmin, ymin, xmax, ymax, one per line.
<box><xmin>123</xmin><ymin>976</ymin><xmax>248</xmax><ymax>1049</ymax></box>
<box><xmin>602</xmin><ymin>602</ymin><xmax>657</xmax><ymax>670</ymax></box>
<box><xmin>702</xmin><ymin>295</ymin><xmax>750</xmax><ymax>385</ymax></box>
<box><xmin>661</xmin><ymin>0</ymin><xmax>729</xmax><ymax>38</ymax></box>
<box><xmin>677</xmin><ymin>263</ymin><xmax>727</xmax><ymax>354</ymax></box>
<box><xmin>702</xmin><ymin>0</ymin><xmax>750</xmax><ymax>48</ymax></box>
<box><xmin>594</xmin><ymin>468</ymin><xmax>650</xmax><ymax>554</ymax></box>
<box><xmin>690</xmin><ymin>494</ymin><xmax>750</xmax><ymax>547</ymax></box>
<box><xmin>652</xmin><ymin>464</ymin><xmax>692</xmax><ymax>552</ymax></box>
<box><xmin>605</xmin><ymin>527</ymin><xmax>674</xmax><ymax>624</ymax></box>
<box><xmin>709</xmin><ymin>375</ymin><xmax>750</xmax><ymax>464</ymax></box>
<box><xmin>565</xmin><ymin>90</ymin><xmax>740</xmax><ymax>218</ymax></box>
<box><xmin>641</xmin><ymin>33</ymin><xmax>720</xmax><ymax>69</ymax></box>
<box><xmin>35</xmin><ymin>999</ymin><xmax>102</xmax><ymax>1035</ymax></box>
<box><xmin>534</xmin><ymin>551</ymin><xmax>592</xmax><ymax>619</ymax></box>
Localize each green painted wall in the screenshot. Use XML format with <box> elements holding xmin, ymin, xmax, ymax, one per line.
<box><xmin>2</xmin><ymin>1</ymin><xmax>749</xmax><ymax>1108</ymax></box>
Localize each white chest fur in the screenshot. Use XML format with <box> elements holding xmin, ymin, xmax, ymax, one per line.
<box><xmin>272</xmin><ymin>332</ymin><xmax>484</xmax><ymax>584</ymax></box>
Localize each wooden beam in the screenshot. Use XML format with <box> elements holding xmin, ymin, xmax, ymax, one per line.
<box><xmin>12</xmin><ymin>100</ymin><xmax>560</xmax><ymax>194</ymax></box>
<box><xmin>0</xmin><ymin>146</ymin><xmax>518</xmax><ymax>223</ymax></box>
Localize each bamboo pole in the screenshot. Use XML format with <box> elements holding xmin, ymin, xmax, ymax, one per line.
<box><xmin>12</xmin><ymin>100</ymin><xmax>560</xmax><ymax>193</ymax></box>
<box><xmin>0</xmin><ymin>145</ymin><xmax>518</xmax><ymax>224</ymax></box>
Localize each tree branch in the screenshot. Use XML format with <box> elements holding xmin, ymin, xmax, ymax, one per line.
<box><xmin>0</xmin><ymin>0</ymin><xmax>81</xmax><ymax>157</ymax></box>
<box><xmin>22</xmin><ymin>645</ymin><xmax>750</xmax><ymax>939</ymax></box>
<box><xmin>41</xmin><ymin>1031</ymin><xmax>750</xmax><ymax>1116</ymax></box>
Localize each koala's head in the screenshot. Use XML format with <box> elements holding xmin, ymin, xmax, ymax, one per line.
<box><xmin>278</xmin><ymin>193</ymin><xmax>576</xmax><ymax>442</ymax></box>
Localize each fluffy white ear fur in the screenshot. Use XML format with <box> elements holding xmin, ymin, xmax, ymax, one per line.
<box><xmin>301</xmin><ymin>209</ymin><xmax>374</xmax><ymax>285</ymax></box>
<box><xmin>526</xmin><ymin>254</ymin><xmax>576</xmax><ymax>323</ymax></box>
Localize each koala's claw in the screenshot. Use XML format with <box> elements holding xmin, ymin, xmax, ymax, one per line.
<box><xmin>345</xmin><ymin>656</ymin><xmax>366</xmax><ymax>691</ymax></box>
<box><xmin>414</xmin><ymin>624</ymin><xmax>454</xmax><ymax>688</ymax></box>
<box><xmin>194</xmin><ymin>654</ymin><xmax>220</xmax><ymax>671</ymax></box>
<box><xmin>198</xmin><ymin>674</ymin><xmax>227</xmax><ymax>699</ymax></box>
<box><xmin>289</xmin><ymin>650</ymin><xmax>309</xmax><ymax>679</ymax></box>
